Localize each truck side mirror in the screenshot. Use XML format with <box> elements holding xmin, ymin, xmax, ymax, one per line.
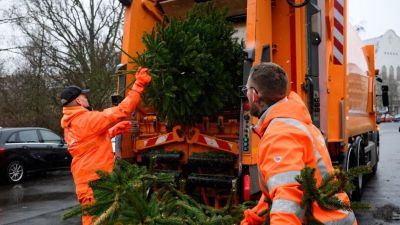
<box><xmin>381</xmin><ymin>85</ymin><xmax>389</xmax><ymax>107</ymax></box>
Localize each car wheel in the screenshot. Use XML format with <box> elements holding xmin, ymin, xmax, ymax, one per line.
<box><xmin>7</xmin><ymin>161</ymin><xmax>25</xmax><ymax>183</ymax></box>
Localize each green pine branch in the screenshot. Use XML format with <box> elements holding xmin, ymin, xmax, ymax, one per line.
<box><xmin>256</xmin><ymin>166</ymin><xmax>371</xmax><ymax>224</ymax></box>
<box><xmin>92</xmin><ymin>193</ymin><xmax>120</xmax><ymax>225</ymax></box>
<box><xmin>63</xmin><ymin>159</ymin><xmax>246</xmax><ymax>225</ymax></box>
<box><xmin>63</xmin><ymin>159</ymin><xmax>372</xmax><ymax>225</ymax></box>
<box><xmin>62</xmin><ymin>205</ymin><xmax>83</xmax><ymax>220</ymax></box>
<box><xmin>119</xmin><ymin>2</ymin><xmax>243</xmax><ymax>127</ymax></box>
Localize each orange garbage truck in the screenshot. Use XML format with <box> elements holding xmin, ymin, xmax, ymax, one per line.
<box><xmin>114</xmin><ymin>0</ymin><xmax>385</xmax><ymax>205</ymax></box>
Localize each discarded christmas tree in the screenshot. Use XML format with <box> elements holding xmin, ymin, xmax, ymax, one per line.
<box><xmin>131</xmin><ymin>2</ymin><xmax>243</xmax><ymax>127</ymax></box>
<box><xmin>63</xmin><ymin>159</ymin><xmax>249</xmax><ymax>225</ymax></box>
<box><xmin>63</xmin><ymin>160</ymin><xmax>370</xmax><ymax>225</ymax></box>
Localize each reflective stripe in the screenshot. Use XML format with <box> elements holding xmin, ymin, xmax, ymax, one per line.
<box><xmin>315</xmin><ymin>149</ymin><xmax>328</xmax><ymax>179</ymax></box>
<box><xmin>333</xmin><ymin>26</ymin><xmax>344</xmax><ymax>45</ymax></box>
<box><xmin>269</xmin><ymin>118</ymin><xmax>329</xmax><ymax>178</ymax></box>
<box><xmin>258</xmin><ymin>169</ymin><xmax>301</xmax><ymax>193</ymax></box>
<box><xmin>334</xmin><ymin>8</ymin><xmax>344</xmax><ymax>26</ymax></box>
<box><xmin>333</xmin><ymin>45</ymin><xmax>344</xmax><ymax>64</ymax></box>
<box><xmin>271</xmin><ymin>199</ymin><xmax>305</xmax><ymax>221</ymax></box>
<box><xmin>325</xmin><ymin>211</ymin><xmax>356</xmax><ymax>225</ymax></box>
<box><xmin>254</xmin><ymin>97</ymin><xmax>288</xmax><ymax>131</ymax></box>
<box><xmin>267</xmin><ymin>170</ymin><xmax>300</xmax><ymax>191</ymax></box>
<box><xmin>338</xmin><ymin>209</ymin><xmax>348</xmax><ymax>214</ymax></box>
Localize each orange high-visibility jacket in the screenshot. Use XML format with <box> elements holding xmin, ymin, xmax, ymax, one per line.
<box><xmin>252</xmin><ymin>92</ymin><xmax>357</xmax><ymax>225</ymax></box>
<box><xmin>61</xmin><ymin>90</ymin><xmax>141</xmax><ymax>199</ymax></box>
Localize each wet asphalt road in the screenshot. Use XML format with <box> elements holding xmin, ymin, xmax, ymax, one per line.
<box><xmin>356</xmin><ymin>123</ymin><xmax>400</xmax><ymax>224</ymax></box>
<box><xmin>0</xmin><ymin>171</ymin><xmax>80</xmax><ymax>225</ymax></box>
<box><xmin>1</xmin><ymin>123</ymin><xmax>400</xmax><ymax>224</ymax></box>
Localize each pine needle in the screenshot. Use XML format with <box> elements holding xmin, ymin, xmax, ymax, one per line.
<box><xmin>62</xmin><ymin>205</ymin><xmax>83</xmax><ymax>220</ymax></box>
<box><xmin>350</xmin><ymin>201</ymin><xmax>371</xmax><ymax>211</ymax></box>
<box><xmin>92</xmin><ymin>193</ymin><xmax>120</xmax><ymax>225</ymax></box>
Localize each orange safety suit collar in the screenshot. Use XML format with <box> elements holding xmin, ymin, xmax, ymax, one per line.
<box><xmin>252</xmin><ymin>92</ymin><xmax>313</xmax><ymax>137</ymax></box>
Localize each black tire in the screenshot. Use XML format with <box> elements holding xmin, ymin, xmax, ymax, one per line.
<box><xmin>371</xmin><ymin>132</ymin><xmax>380</xmax><ymax>175</ymax></box>
<box><xmin>348</xmin><ymin>137</ymin><xmax>364</xmax><ymax>201</ymax></box>
<box><xmin>6</xmin><ymin>161</ymin><xmax>25</xmax><ymax>183</ymax></box>
<box><xmin>371</xmin><ymin>143</ymin><xmax>379</xmax><ymax>175</ymax></box>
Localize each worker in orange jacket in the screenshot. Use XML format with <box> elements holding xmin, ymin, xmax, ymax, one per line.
<box><xmin>60</xmin><ymin>68</ymin><xmax>151</xmax><ymax>225</ymax></box>
<box><xmin>241</xmin><ymin>63</ymin><xmax>357</xmax><ymax>225</ymax></box>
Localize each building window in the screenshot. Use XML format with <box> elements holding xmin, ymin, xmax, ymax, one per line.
<box><xmin>381</xmin><ymin>65</ymin><xmax>387</xmax><ymax>81</ymax></box>
<box><xmin>389</xmin><ymin>65</ymin><xmax>395</xmax><ymax>81</ymax></box>
<box><xmin>397</xmin><ymin>66</ymin><xmax>400</xmax><ymax>81</ymax></box>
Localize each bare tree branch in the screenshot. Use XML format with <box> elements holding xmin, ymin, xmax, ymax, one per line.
<box><xmin>0</xmin><ymin>17</ymin><xmax>25</xmax><ymax>24</ymax></box>
<box><xmin>8</xmin><ymin>0</ymin><xmax>124</xmax><ymax>109</ymax></box>
<box><xmin>0</xmin><ymin>47</ymin><xmax>21</xmax><ymax>52</ymax></box>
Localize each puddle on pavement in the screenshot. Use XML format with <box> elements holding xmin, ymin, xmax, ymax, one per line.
<box><xmin>0</xmin><ymin>184</ymin><xmax>74</xmax><ymax>206</ymax></box>
<box><xmin>373</xmin><ymin>204</ymin><xmax>400</xmax><ymax>222</ymax></box>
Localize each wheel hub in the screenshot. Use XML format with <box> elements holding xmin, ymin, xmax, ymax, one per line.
<box><xmin>8</xmin><ymin>163</ymin><xmax>23</xmax><ymax>181</ymax></box>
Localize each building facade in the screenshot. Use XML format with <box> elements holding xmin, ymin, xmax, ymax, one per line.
<box><xmin>365</xmin><ymin>30</ymin><xmax>400</xmax><ymax>114</ymax></box>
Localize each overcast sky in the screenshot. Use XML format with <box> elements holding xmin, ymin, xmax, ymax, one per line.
<box><xmin>348</xmin><ymin>0</ymin><xmax>400</xmax><ymax>40</ymax></box>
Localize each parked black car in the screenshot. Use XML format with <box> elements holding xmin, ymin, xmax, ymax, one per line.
<box><xmin>0</xmin><ymin>127</ymin><xmax>71</xmax><ymax>183</ymax></box>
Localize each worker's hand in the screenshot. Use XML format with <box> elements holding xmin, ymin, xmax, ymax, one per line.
<box><xmin>132</xmin><ymin>67</ymin><xmax>151</xmax><ymax>94</ymax></box>
<box><xmin>108</xmin><ymin>121</ymin><xmax>132</xmax><ymax>137</ymax></box>
<box><xmin>240</xmin><ymin>209</ymin><xmax>266</xmax><ymax>225</ymax></box>
<box><xmin>117</xmin><ymin>121</ymin><xmax>132</xmax><ymax>133</ymax></box>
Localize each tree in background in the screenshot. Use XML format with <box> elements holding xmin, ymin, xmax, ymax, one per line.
<box><xmin>9</xmin><ymin>0</ymin><xmax>124</xmax><ymax>109</ymax></box>
<box><xmin>0</xmin><ymin>68</ymin><xmax>61</xmax><ymax>133</ymax></box>
<box><xmin>0</xmin><ymin>0</ymin><xmax>124</xmax><ymax>132</ymax></box>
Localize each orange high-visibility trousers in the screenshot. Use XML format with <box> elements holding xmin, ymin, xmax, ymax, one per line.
<box><xmin>78</xmin><ymin>189</ymin><xmax>95</xmax><ymax>225</ymax></box>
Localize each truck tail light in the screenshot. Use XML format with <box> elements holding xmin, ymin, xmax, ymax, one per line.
<box><xmin>243</xmin><ymin>174</ymin><xmax>251</xmax><ymax>201</ymax></box>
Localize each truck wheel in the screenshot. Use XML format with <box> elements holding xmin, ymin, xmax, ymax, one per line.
<box><xmin>6</xmin><ymin>161</ymin><xmax>25</xmax><ymax>183</ymax></box>
<box><xmin>348</xmin><ymin>137</ymin><xmax>364</xmax><ymax>201</ymax></box>
<box><xmin>372</xmin><ymin>144</ymin><xmax>379</xmax><ymax>175</ymax></box>
<box><xmin>371</xmin><ymin>132</ymin><xmax>380</xmax><ymax>175</ymax></box>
